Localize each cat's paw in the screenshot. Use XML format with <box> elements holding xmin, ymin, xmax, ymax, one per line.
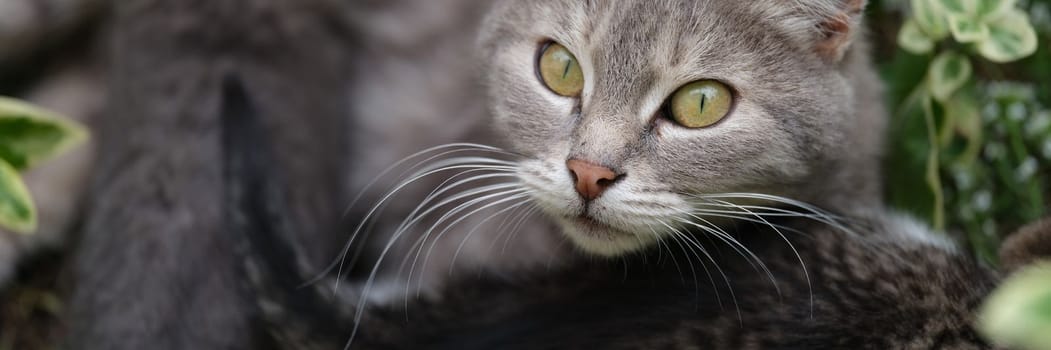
<box><xmin>1000</xmin><ymin>217</ymin><xmax>1051</xmax><ymax>273</ymax></box>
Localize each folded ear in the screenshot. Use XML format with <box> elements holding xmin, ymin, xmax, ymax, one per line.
<box><xmin>755</xmin><ymin>0</ymin><xmax>868</xmax><ymax>62</ymax></box>
<box><xmin>813</xmin><ymin>0</ymin><xmax>867</xmax><ymax>62</ymax></box>
<box><xmin>1000</xmin><ymin>217</ymin><xmax>1051</xmax><ymax>273</ymax></box>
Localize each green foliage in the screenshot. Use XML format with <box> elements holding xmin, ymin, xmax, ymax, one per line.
<box><xmin>980</xmin><ymin>262</ymin><xmax>1051</xmax><ymax>349</ymax></box>
<box><xmin>0</xmin><ymin>97</ymin><xmax>87</xmax><ymax>234</ymax></box>
<box><xmin>884</xmin><ymin>0</ymin><xmax>1051</xmax><ymax>347</ymax></box>
<box><xmin>886</xmin><ymin>0</ymin><xmax>1048</xmax><ymax>263</ymax></box>
<box><xmin>0</xmin><ymin>160</ymin><xmax>34</xmax><ymax>234</ymax></box>
<box><xmin>899</xmin><ymin>0</ymin><xmax>1038</xmax><ymax>61</ymax></box>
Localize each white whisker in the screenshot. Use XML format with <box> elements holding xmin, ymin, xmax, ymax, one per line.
<box><xmin>324</xmin><ymin>163</ymin><xmax>516</xmax><ymax>290</ymax></box>
<box><xmin>699</xmin><ymin>198</ymin><xmax>813</xmax><ymax>316</ymax></box>
<box><xmin>674</xmin><ymin>215</ymin><xmax>781</xmax><ymax>298</ymax></box>
<box><xmin>349</xmin><ymin>187</ymin><xmax>527</xmax><ymax>347</ymax></box>
<box><xmin>448</xmin><ymin>196</ymin><xmax>534</xmax><ymax>274</ymax></box>
<box><xmin>405</xmin><ymin>187</ymin><xmax>529</xmax><ymax>294</ymax></box>
<box><xmin>661</xmin><ymin>222</ymin><xmax>740</xmax><ymax>321</ymax></box>
<box><xmin>501</xmin><ymin>205</ymin><xmax>541</xmax><ymax>254</ymax></box>
<box><xmin>696</xmin><ymin>193</ymin><xmax>857</xmax><ymax>235</ymax></box>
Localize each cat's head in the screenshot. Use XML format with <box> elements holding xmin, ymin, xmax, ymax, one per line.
<box><xmin>478</xmin><ymin>0</ymin><xmax>884</xmax><ymax>256</ymax></box>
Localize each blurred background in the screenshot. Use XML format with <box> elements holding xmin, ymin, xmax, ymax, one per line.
<box><xmin>0</xmin><ymin>0</ymin><xmax>1048</xmax><ymax>348</ymax></box>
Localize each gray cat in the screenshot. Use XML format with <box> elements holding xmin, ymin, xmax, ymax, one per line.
<box><xmin>345</xmin><ymin>0</ymin><xmax>887</xmax><ymax>301</ymax></box>
<box><xmin>236</xmin><ymin>0</ymin><xmax>1037</xmax><ymax>349</ymax></box>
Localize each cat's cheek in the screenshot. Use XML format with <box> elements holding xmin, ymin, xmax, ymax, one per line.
<box><xmin>515</xmin><ymin>159</ymin><xmax>582</xmax><ymax>215</ymax></box>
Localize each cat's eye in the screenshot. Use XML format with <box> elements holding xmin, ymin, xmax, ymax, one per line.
<box><xmin>668</xmin><ymin>80</ymin><xmax>734</xmax><ymax>128</ymax></box>
<box><xmin>538</xmin><ymin>42</ymin><xmax>584</xmax><ymax>97</ymax></box>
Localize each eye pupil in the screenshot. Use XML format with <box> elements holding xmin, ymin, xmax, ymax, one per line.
<box><xmin>668</xmin><ymin>80</ymin><xmax>733</xmax><ymax>128</ymax></box>
<box><xmin>538</xmin><ymin>42</ymin><xmax>584</xmax><ymax>97</ymax></box>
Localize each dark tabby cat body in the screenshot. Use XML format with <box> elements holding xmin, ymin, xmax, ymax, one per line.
<box><xmin>237</xmin><ymin>176</ymin><xmax>1012</xmax><ymax>349</ymax></box>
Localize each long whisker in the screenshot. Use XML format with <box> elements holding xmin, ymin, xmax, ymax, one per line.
<box><xmin>646</xmin><ymin>225</ymin><xmax>680</xmax><ymax>282</ymax></box>
<box><xmin>383</xmin><ymin>171</ymin><xmax>520</xmax><ymax>278</ymax></box>
<box><xmin>674</xmin><ymin>215</ymin><xmax>781</xmax><ymax>298</ymax></box>
<box><xmin>404</xmin><ymin>187</ymin><xmax>529</xmax><ymax>294</ymax></box>
<box><xmin>341</xmin><ymin>143</ymin><xmax>518</xmax><ymax>219</ymax></box>
<box><xmin>390</xmin><ymin>173</ymin><xmax>519</xmax><ymax>245</ymax></box>
<box><xmin>448</xmin><ymin>196</ymin><xmax>534</xmax><ymax>274</ymax></box>
<box><xmin>696</xmin><ymin>193</ymin><xmax>857</xmax><ymax>234</ymax></box>
<box><xmin>701</xmin><ymin>198</ymin><xmax>814</xmax><ymax>316</ymax></box>
<box><xmin>501</xmin><ymin>205</ymin><xmax>541</xmax><ymax>254</ymax></box>
<box><xmin>407</xmin><ymin>186</ymin><xmax>529</xmax><ymax>281</ymax></box>
<box><xmin>349</xmin><ymin>187</ymin><xmax>527</xmax><ymax>346</ymax></box>
<box><xmin>661</xmin><ymin>222</ymin><xmax>740</xmax><ymax>321</ymax></box>
<box><xmin>390</xmin><ymin>180</ymin><xmax>522</xmax><ymax>282</ymax></box>
<box><xmin>661</xmin><ymin>226</ymin><xmax>702</xmax><ymax>305</ymax></box>
<box><xmin>320</xmin><ymin>161</ymin><xmax>516</xmax><ymax>289</ymax></box>
<box><xmin>687</xmin><ymin>209</ymin><xmax>812</xmax><ymax>237</ymax></box>
<box><xmin>402</xmin><ymin>192</ymin><xmax>531</xmax><ymax>309</ymax></box>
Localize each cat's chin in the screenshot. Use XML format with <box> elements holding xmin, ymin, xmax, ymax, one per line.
<box><xmin>556</xmin><ymin>216</ymin><xmax>660</xmax><ymax>257</ymax></box>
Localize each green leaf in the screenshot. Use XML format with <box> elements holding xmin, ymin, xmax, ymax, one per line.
<box><xmin>899</xmin><ymin>20</ymin><xmax>936</xmax><ymax>54</ymax></box>
<box><xmin>912</xmin><ymin>0</ymin><xmax>952</xmax><ymax>39</ymax></box>
<box><xmin>975</xmin><ymin>0</ymin><xmax>1016</xmax><ymax>21</ymax></box>
<box><xmin>948</xmin><ymin>14</ymin><xmax>990</xmax><ymax>43</ymax></box>
<box><xmin>927</xmin><ymin>51</ymin><xmax>973</xmax><ymax>102</ymax></box>
<box><xmin>0</xmin><ymin>159</ymin><xmax>35</xmax><ymax>234</ymax></box>
<box><xmin>937</xmin><ymin>0</ymin><xmax>1015</xmax><ymax>20</ymax></box>
<box><xmin>978</xmin><ymin>9</ymin><xmax>1039</xmax><ymax>63</ymax></box>
<box><xmin>895</xmin><ymin>19</ymin><xmax>937</xmax><ymax>53</ymax></box>
<box><xmin>947</xmin><ymin>95</ymin><xmax>983</xmax><ymax>164</ymax></box>
<box><xmin>980</xmin><ymin>262</ymin><xmax>1051</xmax><ymax>350</ymax></box>
<box><xmin>937</xmin><ymin>0</ymin><xmax>979</xmax><ymax>16</ymax></box>
<box><xmin>0</xmin><ymin>97</ymin><xmax>88</xmax><ymax>171</ymax></box>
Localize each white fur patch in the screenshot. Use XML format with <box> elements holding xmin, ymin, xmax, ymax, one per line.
<box><xmin>881</xmin><ymin>212</ymin><xmax>961</xmax><ymax>254</ymax></box>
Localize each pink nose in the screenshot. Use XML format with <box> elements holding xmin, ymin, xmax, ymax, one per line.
<box><xmin>566</xmin><ymin>159</ymin><xmax>624</xmax><ymax>201</ymax></box>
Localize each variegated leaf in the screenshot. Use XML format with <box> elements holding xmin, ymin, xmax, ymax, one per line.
<box><xmin>948</xmin><ymin>14</ymin><xmax>989</xmax><ymax>43</ymax></box>
<box><xmin>0</xmin><ymin>97</ymin><xmax>88</xmax><ymax>171</ymax></box>
<box><xmin>978</xmin><ymin>9</ymin><xmax>1038</xmax><ymax>63</ymax></box>
<box><xmin>0</xmin><ymin>159</ymin><xmax>35</xmax><ymax>234</ymax></box>
<box><xmin>927</xmin><ymin>51</ymin><xmax>973</xmax><ymax>102</ymax></box>
<box><xmin>899</xmin><ymin>19</ymin><xmax>936</xmax><ymax>54</ymax></box>
<box><xmin>912</xmin><ymin>0</ymin><xmax>951</xmax><ymax>39</ymax></box>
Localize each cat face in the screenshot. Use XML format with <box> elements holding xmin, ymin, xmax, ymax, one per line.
<box><xmin>478</xmin><ymin>0</ymin><xmax>875</xmax><ymax>256</ymax></box>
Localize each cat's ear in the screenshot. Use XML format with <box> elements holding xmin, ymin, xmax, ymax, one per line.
<box><xmin>760</xmin><ymin>0</ymin><xmax>868</xmax><ymax>62</ymax></box>
<box><xmin>812</xmin><ymin>0</ymin><xmax>866</xmax><ymax>62</ymax></box>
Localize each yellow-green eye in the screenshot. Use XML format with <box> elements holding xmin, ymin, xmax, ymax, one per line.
<box><xmin>669</xmin><ymin>80</ymin><xmax>734</xmax><ymax>128</ymax></box>
<box><xmin>538</xmin><ymin>43</ymin><xmax>584</xmax><ymax>97</ymax></box>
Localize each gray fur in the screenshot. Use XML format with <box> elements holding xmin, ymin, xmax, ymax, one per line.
<box><xmin>478</xmin><ymin>0</ymin><xmax>886</xmax><ymax>255</ymax></box>
<box><xmin>67</xmin><ymin>0</ymin><xmax>355</xmax><ymax>348</ymax></box>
